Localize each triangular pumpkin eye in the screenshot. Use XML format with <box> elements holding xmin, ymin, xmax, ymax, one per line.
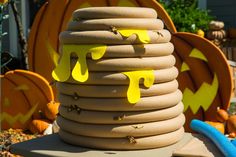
<box><xmin>180</xmin><ymin>62</ymin><xmax>190</xmax><ymax>72</ymax></box>
<box><xmin>189</xmin><ymin>48</ymin><xmax>208</xmax><ymax>62</ymax></box>
<box><xmin>180</xmin><ymin>48</ymin><xmax>208</xmax><ymax>73</ymax></box>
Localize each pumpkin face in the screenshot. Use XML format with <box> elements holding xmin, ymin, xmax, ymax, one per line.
<box><xmin>0</xmin><ymin>70</ymin><xmax>54</xmax><ymax>130</ymax></box>
<box><xmin>172</xmin><ymin>33</ymin><xmax>232</xmax><ymax>131</ymax></box>
<box><xmin>27</xmin><ymin>0</ymin><xmax>232</xmax><ymax>131</ymax></box>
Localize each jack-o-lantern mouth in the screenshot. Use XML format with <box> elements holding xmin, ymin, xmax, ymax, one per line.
<box><xmin>0</xmin><ymin>104</ymin><xmax>38</xmax><ymax>126</ymax></box>
<box><xmin>182</xmin><ymin>73</ymin><xmax>218</xmax><ymax>114</ymax></box>
<box><xmin>179</xmin><ymin>48</ymin><xmax>219</xmax><ymax>114</ymax></box>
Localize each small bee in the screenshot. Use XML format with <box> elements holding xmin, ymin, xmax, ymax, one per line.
<box><xmin>113</xmin><ymin>114</ymin><xmax>125</xmax><ymax>121</ymax></box>
<box><xmin>110</xmin><ymin>26</ymin><xmax>118</xmax><ymax>34</ymax></box>
<box><xmin>75</xmin><ymin>106</ymin><xmax>81</xmax><ymax>114</ymax></box>
<box><xmin>156</xmin><ymin>31</ymin><xmax>164</xmax><ymax>37</ymax></box>
<box><xmin>67</xmin><ymin>106</ymin><xmax>73</xmax><ymax>112</ymax></box>
<box><xmin>49</xmin><ymin>80</ymin><xmax>57</xmax><ymax>86</ymax></box>
<box><xmin>66</xmin><ymin>105</ymin><xmax>81</xmax><ymax>114</ymax></box>
<box><xmin>73</xmin><ymin>92</ymin><xmax>79</xmax><ymax>100</ymax></box>
<box><xmin>132</xmin><ymin>125</ymin><xmax>144</xmax><ymax>129</ymax></box>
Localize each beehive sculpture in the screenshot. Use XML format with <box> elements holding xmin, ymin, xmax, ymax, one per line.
<box><xmin>54</xmin><ymin>7</ymin><xmax>185</xmax><ymax>150</ymax></box>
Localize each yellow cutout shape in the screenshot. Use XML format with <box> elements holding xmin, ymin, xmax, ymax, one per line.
<box><xmin>118</xmin><ymin>0</ymin><xmax>136</xmax><ymax>7</ymax></box>
<box><xmin>79</xmin><ymin>2</ymin><xmax>91</xmax><ymax>8</ymax></box>
<box><xmin>14</xmin><ymin>84</ymin><xmax>29</xmax><ymax>91</ymax></box>
<box><xmin>118</xmin><ymin>29</ymin><xmax>150</xmax><ymax>44</ymax></box>
<box><xmin>189</xmin><ymin>48</ymin><xmax>208</xmax><ymax>61</ymax></box>
<box><xmin>181</xmin><ymin>62</ymin><xmax>190</xmax><ymax>72</ymax></box>
<box><xmin>3</xmin><ymin>98</ymin><xmax>10</xmax><ymax>107</ymax></box>
<box><xmin>182</xmin><ymin>73</ymin><xmax>218</xmax><ymax>114</ymax></box>
<box><xmin>52</xmin><ymin>44</ymin><xmax>106</xmax><ymax>82</ymax></box>
<box><xmin>46</xmin><ymin>39</ymin><xmax>60</xmax><ymax>66</ymax></box>
<box><xmin>0</xmin><ymin>104</ymin><xmax>38</xmax><ymax>126</ymax></box>
<box><xmin>123</xmin><ymin>70</ymin><xmax>155</xmax><ymax>104</ymax></box>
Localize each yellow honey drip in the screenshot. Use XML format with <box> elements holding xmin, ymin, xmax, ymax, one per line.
<box><xmin>122</xmin><ymin>70</ymin><xmax>155</xmax><ymax>104</ymax></box>
<box><xmin>118</xmin><ymin>29</ymin><xmax>150</xmax><ymax>44</ymax></box>
<box><xmin>52</xmin><ymin>44</ymin><xmax>106</xmax><ymax>82</ymax></box>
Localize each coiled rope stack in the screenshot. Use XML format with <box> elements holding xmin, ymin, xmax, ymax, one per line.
<box><xmin>53</xmin><ymin>7</ymin><xmax>185</xmax><ymax>150</ymax></box>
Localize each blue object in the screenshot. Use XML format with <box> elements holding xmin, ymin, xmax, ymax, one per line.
<box><xmin>232</xmin><ymin>139</ymin><xmax>236</xmax><ymax>147</ymax></box>
<box><xmin>190</xmin><ymin>119</ymin><xmax>236</xmax><ymax>157</ymax></box>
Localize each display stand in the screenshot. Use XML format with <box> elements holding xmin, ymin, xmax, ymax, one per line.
<box><xmin>10</xmin><ymin>133</ymin><xmax>222</xmax><ymax>157</ymax></box>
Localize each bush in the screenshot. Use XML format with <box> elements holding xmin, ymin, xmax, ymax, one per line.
<box><xmin>159</xmin><ymin>0</ymin><xmax>215</xmax><ymax>33</ymax></box>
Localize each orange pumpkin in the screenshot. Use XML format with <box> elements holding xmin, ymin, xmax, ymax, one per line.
<box><xmin>216</xmin><ymin>108</ymin><xmax>229</xmax><ymax>123</ymax></box>
<box><xmin>196</xmin><ymin>29</ymin><xmax>204</xmax><ymax>38</ymax></box>
<box><xmin>27</xmin><ymin>0</ymin><xmax>232</xmax><ymax>132</ymax></box>
<box><xmin>0</xmin><ymin>70</ymin><xmax>54</xmax><ymax>130</ymax></box>
<box><xmin>227</xmin><ymin>115</ymin><xmax>236</xmax><ymax>138</ymax></box>
<box><xmin>205</xmin><ymin>121</ymin><xmax>225</xmax><ymax>134</ymax></box>
<box><xmin>0</xmin><ymin>0</ymin><xmax>8</xmax><ymax>4</ymax></box>
<box><xmin>173</xmin><ymin>33</ymin><xmax>232</xmax><ymax>131</ymax></box>
<box><xmin>29</xmin><ymin>119</ymin><xmax>51</xmax><ymax>134</ymax></box>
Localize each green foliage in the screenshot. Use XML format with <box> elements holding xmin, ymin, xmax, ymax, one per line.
<box><xmin>159</xmin><ymin>0</ymin><xmax>215</xmax><ymax>33</ymax></box>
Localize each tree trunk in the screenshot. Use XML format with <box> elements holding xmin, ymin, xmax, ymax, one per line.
<box><xmin>10</xmin><ymin>1</ymin><xmax>28</xmax><ymax>69</ymax></box>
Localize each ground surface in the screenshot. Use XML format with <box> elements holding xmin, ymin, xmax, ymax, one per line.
<box><xmin>0</xmin><ymin>129</ymin><xmax>42</xmax><ymax>157</ymax></box>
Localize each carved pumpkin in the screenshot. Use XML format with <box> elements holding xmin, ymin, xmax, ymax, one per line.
<box><xmin>172</xmin><ymin>33</ymin><xmax>232</xmax><ymax>131</ymax></box>
<box><xmin>27</xmin><ymin>0</ymin><xmax>232</xmax><ymax>132</ymax></box>
<box><xmin>0</xmin><ymin>70</ymin><xmax>55</xmax><ymax>131</ymax></box>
